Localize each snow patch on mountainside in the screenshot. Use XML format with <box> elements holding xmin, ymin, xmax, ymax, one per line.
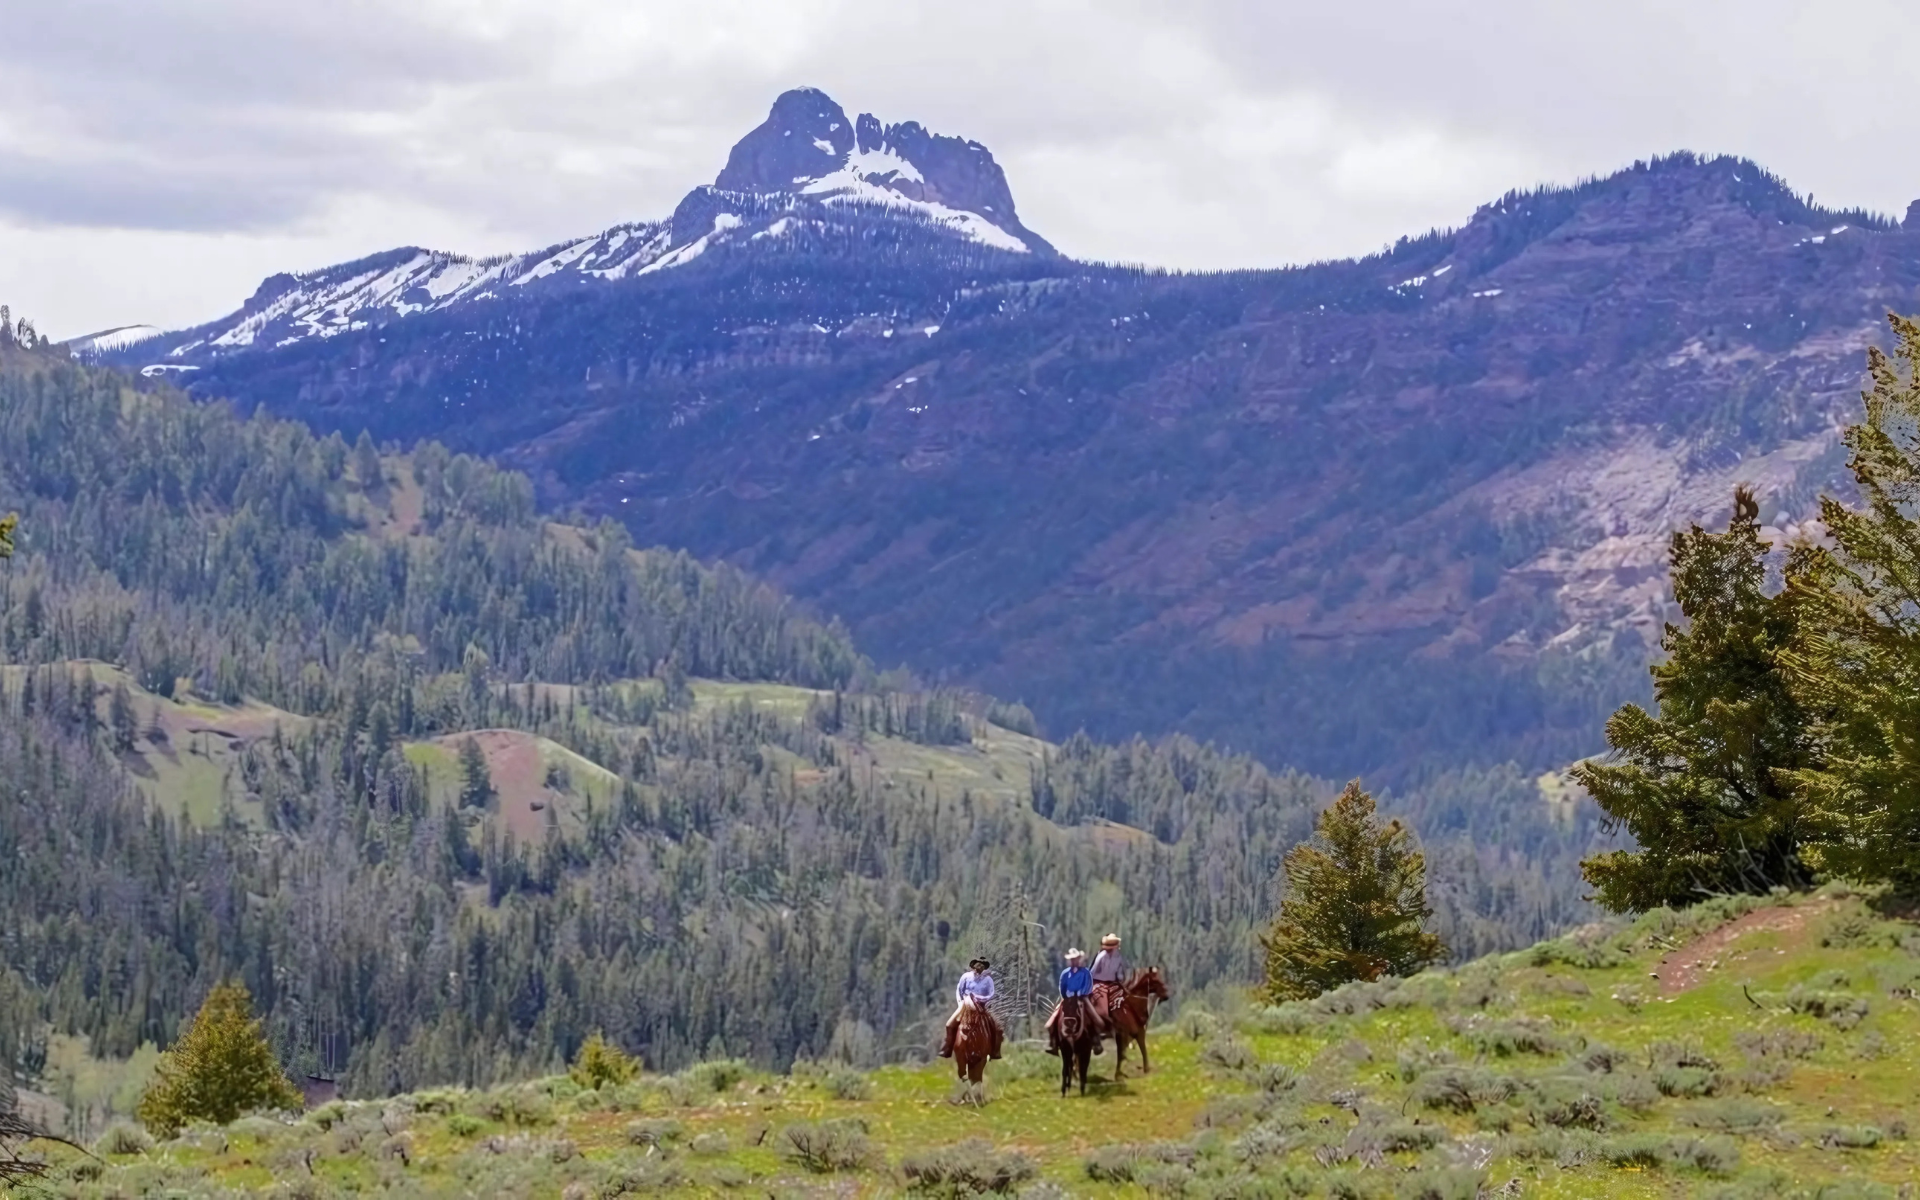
<box><xmin>798</xmin><ymin>170</ymin><xmax>1030</xmax><ymax>253</ymax></box>
<box><xmin>160</xmin><ymin>221</ymin><xmax>674</xmax><ymax>360</ymax></box>
<box><xmin>64</xmin><ymin>325</ymin><xmax>163</xmax><ymax>355</ymax></box>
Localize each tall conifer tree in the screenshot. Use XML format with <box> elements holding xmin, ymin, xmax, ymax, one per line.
<box><xmin>137</xmin><ymin>982</ymin><xmax>301</xmax><ymax>1136</ymax></box>
<box><xmin>1262</xmin><ymin>781</ymin><xmax>1444</xmax><ymax>1000</ymax></box>
<box><xmin>1576</xmin><ymin>487</ymin><xmax>1814</xmax><ymax>911</ymax></box>
<box><xmin>1785</xmin><ymin>313</ymin><xmax>1920</xmax><ymax>891</ymax></box>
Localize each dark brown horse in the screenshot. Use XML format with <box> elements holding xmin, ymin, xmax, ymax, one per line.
<box><xmin>1108</xmin><ymin>967</ymin><xmax>1170</xmax><ymax>1081</ymax></box>
<box><xmin>1054</xmin><ymin>996</ymin><xmax>1098</xmax><ymax>1097</ymax></box>
<box><xmin>951</xmin><ymin>997</ymin><xmax>992</xmax><ymax>1105</ymax></box>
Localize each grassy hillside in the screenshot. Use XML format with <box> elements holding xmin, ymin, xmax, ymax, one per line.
<box><xmin>27</xmin><ymin>888</ymin><xmax>1920</xmax><ymax>1197</ymax></box>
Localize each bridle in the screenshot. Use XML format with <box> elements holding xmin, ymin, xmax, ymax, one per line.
<box><xmin>1126</xmin><ymin>971</ymin><xmax>1167</xmax><ymax>1022</ymax></box>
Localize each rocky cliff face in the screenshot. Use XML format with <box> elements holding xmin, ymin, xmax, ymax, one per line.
<box><xmin>115</xmin><ymin>135</ymin><xmax>1920</xmax><ymax>779</ymax></box>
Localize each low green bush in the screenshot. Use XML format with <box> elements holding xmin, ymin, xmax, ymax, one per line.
<box><xmin>94</xmin><ymin>1121</ymin><xmax>153</xmax><ymax>1156</ymax></box>
<box><xmin>899</xmin><ymin>1138</ymin><xmax>1038</xmax><ymax>1196</ymax></box>
<box><xmin>1817</xmin><ymin>1124</ymin><xmax>1883</xmax><ymax>1150</ymax></box>
<box><xmin>1244</xmin><ymin>1003</ymin><xmax>1325</xmax><ymax>1036</ymax></box>
<box><xmin>1410</xmin><ymin>1067</ymin><xmax>1519</xmax><ymax>1114</ymax></box>
<box><xmin>1733</xmin><ymin>1028</ymin><xmax>1822</xmax><ymax>1060</ymax></box>
<box><xmin>682</xmin><ymin>1058</ymin><xmax>750</xmax><ymax>1095</ymax></box>
<box><xmin>781</xmin><ymin>1118</ymin><xmax>872</xmax><ymax>1172</ymax></box>
<box><xmin>446</xmin><ymin>1113</ymin><xmax>484</xmax><ymax>1137</ymax></box>
<box><xmin>625</xmin><ymin>1118</ymin><xmax>683</xmax><ymax>1148</ymax></box>
<box><xmin>1201</xmin><ymin>1036</ymin><xmax>1258</xmax><ymax>1070</ymax></box>
<box><xmin>1782</xmin><ymin>987</ymin><xmax>1870</xmax><ymax>1029</ymax></box>
<box><xmin>1598</xmin><ymin>1133</ymin><xmax>1739</xmax><ymax>1174</ymax></box>
<box><xmin>1394</xmin><ymin>1167</ymin><xmax>1488</xmax><ymax>1200</ymax></box>
<box><xmin>1082</xmin><ymin>1140</ymin><xmax>1196</xmax><ymax>1183</ymax></box>
<box><xmin>1681</xmin><ymin>1097</ymin><xmax>1786</xmax><ymax>1133</ymax></box>
<box><xmin>1448</xmin><ymin>1014</ymin><xmax>1562</xmax><ymax>1057</ymax></box>
<box><xmin>824</xmin><ymin>1068</ymin><xmax>873</xmax><ymax>1100</ymax></box>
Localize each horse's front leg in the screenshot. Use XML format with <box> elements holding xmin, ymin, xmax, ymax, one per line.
<box><xmin>1138</xmin><ymin>1033</ymin><xmax>1150</xmax><ymax>1074</ymax></box>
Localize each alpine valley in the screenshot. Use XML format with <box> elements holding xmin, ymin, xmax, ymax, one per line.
<box><xmin>11</xmin><ymin>78</ymin><xmax>1920</xmax><ymax>1198</ymax></box>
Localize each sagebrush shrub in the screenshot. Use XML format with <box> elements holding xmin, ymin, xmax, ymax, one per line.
<box><xmin>899</xmin><ymin>1138</ymin><xmax>1038</xmax><ymax>1196</ymax></box>
<box><xmin>825</xmin><ymin>1068</ymin><xmax>873</xmax><ymax>1100</ymax></box>
<box><xmin>94</xmin><ymin>1122</ymin><xmax>153</xmax><ymax>1156</ymax></box>
<box><xmin>781</xmin><ymin>1118</ymin><xmax>872</xmax><ymax>1172</ymax></box>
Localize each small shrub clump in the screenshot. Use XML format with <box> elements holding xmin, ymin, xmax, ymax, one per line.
<box><xmin>682</xmin><ymin>1058</ymin><xmax>750</xmax><ymax>1095</ymax></box>
<box><xmin>1680</xmin><ymin>1097</ymin><xmax>1786</xmax><ymax>1134</ymax></box>
<box><xmin>94</xmin><ymin>1122</ymin><xmax>154</xmax><ymax>1156</ymax></box>
<box><xmin>899</xmin><ymin>1138</ymin><xmax>1039</xmax><ymax>1196</ymax></box>
<box><xmin>625</xmin><ymin>1118</ymin><xmax>683</xmax><ymax>1148</ymax></box>
<box><xmin>1410</xmin><ymin>1067</ymin><xmax>1519</xmax><ymax>1114</ymax></box>
<box><xmin>1447</xmin><ymin>1014</ymin><xmax>1562</xmax><ymax>1057</ymax></box>
<box><xmin>1734</xmin><ymin>1028</ymin><xmax>1823</xmax><ymax>1061</ymax></box>
<box><xmin>1599</xmin><ymin>1133</ymin><xmax>1740</xmax><ymax>1174</ymax></box>
<box><xmin>1083</xmin><ymin>1140</ymin><xmax>1196</xmax><ymax>1183</ymax></box>
<box><xmin>1200</xmin><ymin>1036</ymin><xmax>1258</xmax><ymax>1071</ymax></box>
<box><xmin>781</xmin><ymin>1118</ymin><xmax>873</xmax><ymax>1173</ymax></box>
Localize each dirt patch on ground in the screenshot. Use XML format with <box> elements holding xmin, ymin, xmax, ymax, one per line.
<box><xmin>451</xmin><ymin>729</ymin><xmax>560</xmax><ymax>841</ymax></box>
<box><xmin>1655</xmin><ymin>901</ymin><xmax>1838</xmax><ymax>995</ymax></box>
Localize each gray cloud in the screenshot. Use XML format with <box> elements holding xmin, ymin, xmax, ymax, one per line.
<box><xmin>2</xmin><ymin>0</ymin><xmax>1917</xmax><ymax>334</ymax></box>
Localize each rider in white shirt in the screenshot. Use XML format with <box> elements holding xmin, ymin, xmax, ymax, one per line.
<box><xmin>939</xmin><ymin>955</ymin><xmax>1003</xmax><ymax>1060</ymax></box>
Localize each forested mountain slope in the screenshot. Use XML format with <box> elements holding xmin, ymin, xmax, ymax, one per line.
<box><xmin>100</xmin><ymin>93</ymin><xmax>1920</xmax><ymax>779</ymax></box>
<box><xmin>0</xmin><ymin>337</ymin><xmax>1607</xmax><ymax>1101</ymax></box>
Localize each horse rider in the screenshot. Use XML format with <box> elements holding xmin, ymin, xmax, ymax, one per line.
<box><xmin>1090</xmin><ymin>933</ymin><xmax>1130</xmax><ymax>1029</ymax></box>
<box><xmin>939</xmin><ymin>955</ymin><xmax>1003</xmax><ymax>1061</ymax></box>
<box><xmin>1043</xmin><ymin>947</ymin><xmax>1098</xmax><ymax>1056</ymax></box>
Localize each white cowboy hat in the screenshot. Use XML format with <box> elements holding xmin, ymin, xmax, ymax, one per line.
<box><xmin>1100</xmin><ymin>933</ymin><xmax>1121</xmax><ymax>946</ymax></box>
<box><xmin>1064</xmin><ymin>947</ymin><xmax>1084</xmax><ymax>961</ymax></box>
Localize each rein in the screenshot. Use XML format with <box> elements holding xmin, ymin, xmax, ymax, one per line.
<box><xmin>1124</xmin><ymin>974</ymin><xmax>1165</xmax><ymax>1023</ymax></box>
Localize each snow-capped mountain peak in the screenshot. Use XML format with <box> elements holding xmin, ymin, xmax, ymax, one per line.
<box><xmin>714</xmin><ymin>88</ymin><xmax>1049</xmax><ymax>255</ymax></box>
<box><xmin>115</xmin><ymin>88</ymin><xmax>1050</xmax><ymax>370</ymax></box>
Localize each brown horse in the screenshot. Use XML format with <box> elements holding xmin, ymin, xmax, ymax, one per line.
<box><xmin>1054</xmin><ymin>996</ymin><xmax>1098</xmax><ymax>1097</ymax></box>
<box><xmin>951</xmin><ymin>997</ymin><xmax>992</xmax><ymax>1105</ymax></box>
<box><xmin>1108</xmin><ymin>967</ymin><xmax>1170</xmax><ymax>1081</ymax></box>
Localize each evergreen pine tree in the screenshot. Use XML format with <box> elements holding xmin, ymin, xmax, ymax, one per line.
<box><xmin>109</xmin><ymin>683</ymin><xmax>139</xmax><ymax>754</ymax></box>
<box><xmin>1575</xmin><ymin>486</ymin><xmax>1815</xmax><ymax>912</ymax></box>
<box><xmin>1261</xmin><ymin>781</ymin><xmax>1444</xmax><ymax>1000</ymax></box>
<box><xmin>1785</xmin><ymin>313</ymin><xmax>1920</xmax><ymax>891</ymax></box>
<box><xmin>458</xmin><ymin>737</ymin><xmax>494</xmax><ymax>809</ymax></box>
<box><xmin>568</xmin><ymin>1032</ymin><xmax>639</xmax><ymax>1090</ymax></box>
<box><xmin>136</xmin><ymin>982</ymin><xmax>301</xmax><ymax>1136</ymax></box>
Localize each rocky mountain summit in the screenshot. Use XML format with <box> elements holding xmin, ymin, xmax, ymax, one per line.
<box><xmin>712</xmin><ymin>86</ymin><xmax>1051</xmax><ymax>253</ymax></box>
<box><xmin>102</xmin><ymin>89</ymin><xmax>1046</xmax><ymax>372</ymax></box>
<box><xmin>94</xmin><ymin>120</ymin><xmax>1920</xmax><ymax>778</ymax></box>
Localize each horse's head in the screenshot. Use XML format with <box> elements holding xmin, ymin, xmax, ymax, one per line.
<box><xmin>1133</xmin><ymin>966</ymin><xmax>1171</xmax><ymax>1001</ymax></box>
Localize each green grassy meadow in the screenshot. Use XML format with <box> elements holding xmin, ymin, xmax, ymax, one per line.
<box><xmin>27</xmin><ymin>888</ymin><xmax>1920</xmax><ymax>1198</ymax></box>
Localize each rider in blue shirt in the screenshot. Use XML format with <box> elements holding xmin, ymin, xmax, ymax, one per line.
<box><xmin>1044</xmin><ymin>948</ymin><xmax>1098</xmax><ymax>1056</ymax></box>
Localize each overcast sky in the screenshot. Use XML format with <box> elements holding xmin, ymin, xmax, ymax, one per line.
<box><xmin>1</xmin><ymin>0</ymin><xmax>1913</xmax><ymax>338</ymax></box>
